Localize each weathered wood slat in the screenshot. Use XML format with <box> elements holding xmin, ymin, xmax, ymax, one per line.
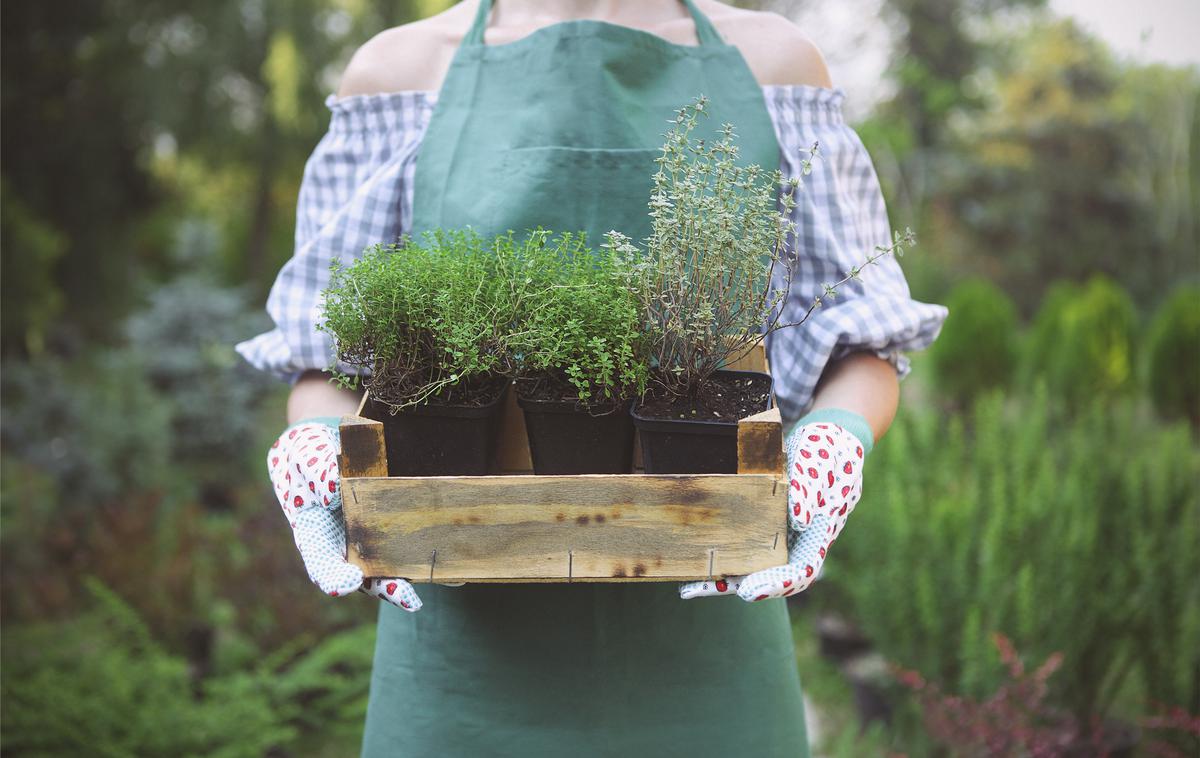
<box><xmin>495</xmin><ymin>384</ymin><xmax>534</xmax><ymax>472</ymax></box>
<box><xmin>721</xmin><ymin>340</ymin><xmax>769</xmax><ymax>374</ymax></box>
<box><xmin>338</xmin><ymin>343</ymin><xmax>788</xmax><ymax>583</ymax></box>
<box><xmin>337</xmin><ymin>415</ymin><xmax>387</xmax><ymax>479</ymax></box>
<box><xmin>342</xmin><ymin>473</ymin><xmax>787</xmax><ymax>582</ymax></box>
<box><xmin>737</xmin><ymin>406</ymin><xmax>784</xmax><ymax>475</ymax></box>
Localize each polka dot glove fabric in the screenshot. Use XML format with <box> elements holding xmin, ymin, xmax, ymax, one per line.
<box><xmin>679</xmin><ymin>420</ymin><xmax>865</xmax><ymax>602</ymax></box>
<box><xmin>268</xmin><ymin>420</ymin><xmax>423</xmax><ymax>612</ymax></box>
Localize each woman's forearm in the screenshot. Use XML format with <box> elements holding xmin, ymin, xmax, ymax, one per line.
<box><xmin>287</xmin><ymin>370</ymin><xmax>364</xmax><ymax>425</ymax></box>
<box><xmin>806</xmin><ymin>351</ymin><xmax>900</xmax><ymax>443</ymax></box>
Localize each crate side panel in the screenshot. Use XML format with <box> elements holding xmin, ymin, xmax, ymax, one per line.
<box><xmin>342</xmin><ymin>474</ymin><xmax>786</xmax><ymax>582</ymax></box>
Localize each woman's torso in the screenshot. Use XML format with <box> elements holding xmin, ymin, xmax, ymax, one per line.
<box><xmin>235</xmin><ymin>0</ymin><xmax>937</xmax><ymax>426</ymax></box>
<box><xmin>359</xmin><ymin>4</ymin><xmax>814</xmax><ymax>755</ymax></box>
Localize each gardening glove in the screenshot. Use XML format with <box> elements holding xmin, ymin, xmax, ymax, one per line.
<box><xmin>268</xmin><ymin>417</ymin><xmax>423</xmax><ymax>611</ymax></box>
<box><xmin>679</xmin><ymin>409</ymin><xmax>872</xmax><ymax>602</ymax></box>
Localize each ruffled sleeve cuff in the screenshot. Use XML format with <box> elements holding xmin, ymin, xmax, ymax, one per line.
<box><xmin>234</xmin><ymin>91</ymin><xmax>435</xmax><ymax>384</ymax></box>
<box><xmin>762</xmin><ymin>85</ymin><xmax>949</xmax><ymax>422</ymax></box>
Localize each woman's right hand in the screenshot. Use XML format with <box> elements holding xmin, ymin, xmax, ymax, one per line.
<box><xmin>268</xmin><ymin>418</ymin><xmax>423</xmax><ymax>611</ymax></box>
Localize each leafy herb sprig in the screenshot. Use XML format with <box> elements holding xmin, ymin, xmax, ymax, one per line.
<box><xmin>319</xmin><ymin>229</ymin><xmax>526</xmax><ymax>411</ymax></box>
<box><xmin>624</xmin><ymin>95</ymin><xmax>913</xmax><ymax>402</ymax></box>
<box><xmin>510</xmin><ymin>230</ymin><xmax>649</xmax><ymax>406</ymax></box>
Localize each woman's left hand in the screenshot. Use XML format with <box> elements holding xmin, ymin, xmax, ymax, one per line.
<box><xmin>679</xmin><ymin>421</ymin><xmax>865</xmax><ymax>601</ymax></box>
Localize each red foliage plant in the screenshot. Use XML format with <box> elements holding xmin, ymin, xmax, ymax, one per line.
<box><xmin>1140</xmin><ymin>703</ymin><xmax>1200</xmax><ymax>758</ymax></box>
<box><xmin>891</xmin><ymin>634</ymin><xmax>1200</xmax><ymax>757</ymax></box>
<box><xmin>892</xmin><ymin>633</ymin><xmax>1105</xmax><ymax>757</ymax></box>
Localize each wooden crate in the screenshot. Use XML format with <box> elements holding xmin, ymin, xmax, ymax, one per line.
<box><xmin>338</xmin><ymin>342</ymin><xmax>787</xmax><ymax>583</ymax></box>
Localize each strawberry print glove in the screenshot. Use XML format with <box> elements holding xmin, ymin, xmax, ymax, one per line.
<box><xmin>679</xmin><ymin>408</ymin><xmax>872</xmax><ymax>602</ymax></box>
<box><xmin>268</xmin><ymin>417</ymin><xmax>423</xmax><ymax>612</ymax></box>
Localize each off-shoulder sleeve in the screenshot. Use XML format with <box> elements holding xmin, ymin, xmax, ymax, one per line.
<box><xmin>235</xmin><ymin>92</ymin><xmax>436</xmax><ymax>384</ymax></box>
<box><xmin>762</xmin><ymin>85</ymin><xmax>948</xmax><ymax>423</ymax></box>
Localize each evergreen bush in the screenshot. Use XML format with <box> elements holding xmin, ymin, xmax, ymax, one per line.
<box><xmin>1</xmin><ymin>581</ymin><xmax>378</xmax><ymax>757</ymax></box>
<box><xmin>1020</xmin><ymin>275</ymin><xmax>1137</xmax><ymax>408</ymax></box>
<box><xmin>1</xmin><ymin>581</ymin><xmax>291</xmax><ymax>757</ymax></box>
<box><xmin>0</xmin><ymin>350</ymin><xmax>173</xmax><ymax>508</ymax></box>
<box><xmin>126</xmin><ymin>275</ymin><xmax>275</xmax><ymax>463</ymax></box>
<box><xmin>1017</xmin><ymin>280</ymin><xmax>1079</xmax><ymax>389</ymax></box>
<box><xmin>928</xmin><ymin>277</ymin><xmax>1019</xmax><ymax>406</ymax></box>
<box><xmin>1</xmin><ymin>258</ymin><xmax>276</xmax><ymax>509</ymax></box>
<box><xmin>823</xmin><ymin>386</ymin><xmax>1200</xmax><ymax>740</ymax></box>
<box><xmin>1145</xmin><ymin>284</ymin><xmax>1200</xmax><ymax>426</ymax></box>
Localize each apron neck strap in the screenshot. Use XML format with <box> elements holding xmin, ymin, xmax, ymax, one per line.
<box><xmin>464</xmin><ymin>0</ymin><xmax>725</xmax><ymax>47</ymax></box>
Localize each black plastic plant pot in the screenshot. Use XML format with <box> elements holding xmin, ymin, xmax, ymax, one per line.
<box><xmin>368</xmin><ymin>378</ymin><xmax>509</xmax><ymax>476</ymax></box>
<box><xmin>516</xmin><ymin>394</ymin><xmax>636</xmax><ymax>475</ymax></box>
<box><xmin>630</xmin><ymin>370</ymin><xmax>773</xmax><ymax>475</ymax></box>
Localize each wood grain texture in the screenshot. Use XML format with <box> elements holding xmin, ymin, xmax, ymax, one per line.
<box><xmin>337</xmin><ymin>415</ymin><xmax>387</xmax><ymax>479</ymax></box>
<box><xmin>342</xmin><ymin>473</ymin><xmax>787</xmax><ymax>582</ymax></box>
<box><xmin>737</xmin><ymin>407</ymin><xmax>784</xmax><ymax>475</ymax></box>
<box><xmin>494</xmin><ymin>386</ymin><xmax>533</xmax><ymax>472</ymax></box>
<box><xmin>337</xmin><ymin>348</ymin><xmax>787</xmax><ymax>583</ymax></box>
<box><xmin>723</xmin><ymin>340</ymin><xmax>769</xmax><ymax>373</ymax></box>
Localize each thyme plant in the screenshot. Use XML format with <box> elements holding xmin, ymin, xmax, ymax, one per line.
<box><xmin>510</xmin><ymin>230</ymin><xmax>649</xmax><ymax>407</ymax></box>
<box><xmin>626</xmin><ymin>95</ymin><xmax>913</xmax><ymax>402</ymax></box>
<box><xmin>319</xmin><ymin>229</ymin><xmax>527</xmax><ymax>411</ymax></box>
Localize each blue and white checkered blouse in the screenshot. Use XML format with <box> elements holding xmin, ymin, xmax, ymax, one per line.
<box><xmin>235</xmin><ymin>84</ymin><xmax>948</xmax><ymax>423</ymax></box>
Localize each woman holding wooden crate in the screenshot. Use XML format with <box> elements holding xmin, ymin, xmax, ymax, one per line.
<box><xmin>237</xmin><ymin>0</ymin><xmax>947</xmax><ymax>755</ymax></box>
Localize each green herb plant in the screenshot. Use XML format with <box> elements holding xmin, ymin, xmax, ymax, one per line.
<box><xmin>509</xmin><ymin>229</ymin><xmax>649</xmax><ymax>407</ymax></box>
<box><xmin>827</xmin><ymin>386</ymin><xmax>1200</xmax><ymax>747</ymax></box>
<box><xmin>622</xmin><ymin>95</ymin><xmax>913</xmax><ymax>403</ymax></box>
<box><xmin>319</xmin><ymin>229</ymin><xmax>526</xmax><ymax>411</ymax></box>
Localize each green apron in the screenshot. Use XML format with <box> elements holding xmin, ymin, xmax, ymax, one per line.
<box><xmin>362</xmin><ymin>2</ymin><xmax>809</xmax><ymax>755</ymax></box>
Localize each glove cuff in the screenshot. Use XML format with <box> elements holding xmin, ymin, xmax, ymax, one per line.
<box><xmin>283</xmin><ymin>415</ymin><xmax>343</xmax><ymax>436</ymax></box>
<box><xmin>791</xmin><ymin>408</ymin><xmax>875</xmax><ymax>458</ymax></box>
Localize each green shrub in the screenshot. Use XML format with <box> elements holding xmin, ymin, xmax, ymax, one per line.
<box><xmin>928</xmin><ymin>278</ymin><xmax>1018</xmax><ymax>406</ymax></box>
<box><xmin>823</xmin><ymin>386</ymin><xmax>1200</xmax><ymax>743</ymax></box>
<box><xmin>1</xmin><ymin>581</ymin><xmax>378</xmax><ymax>757</ymax></box>
<box><xmin>0</xmin><ymin>350</ymin><xmax>173</xmax><ymax>508</ymax></box>
<box><xmin>124</xmin><ymin>270</ymin><xmax>276</xmax><ymax>489</ymax></box>
<box><xmin>1</xmin><ymin>221</ymin><xmax>276</xmax><ymax>508</ymax></box>
<box><xmin>320</xmin><ymin>229</ymin><xmax>527</xmax><ymax>409</ymax></box>
<box><xmin>1145</xmin><ymin>284</ymin><xmax>1200</xmax><ymax>426</ymax></box>
<box><xmin>1</xmin><ymin>581</ymin><xmax>292</xmax><ymax>757</ymax></box>
<box><xmin>1017</xmin><ymin>280</ymin><xmax>1079</xmax><ymax>389</ymax></box>
<box><xmin>509</xmin><ymin>230</ymin><xmax>648</xmax><ymax>405</ymax></box>
<box><xmin>1020</xmin><ymin>276</ymin><xmax>1137</xmax><ymax>407</ymax></box>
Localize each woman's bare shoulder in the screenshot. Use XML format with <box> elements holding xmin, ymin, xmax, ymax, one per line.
<box><xmin>336</xmin><ymin>4</ymin><xmax>473</xmax><ymax>97</ymax></box>
<box><xmin>700</xmin><ymin>1</ymin><xmax>834</xmax><ymax>88</ymax></box>
<box><xmin>336</xmin><ymin>1</ymin><xmax>834</xmax><ymax>98</ymax></box>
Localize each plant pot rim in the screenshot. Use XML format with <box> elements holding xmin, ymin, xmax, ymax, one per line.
<box><xmin>630</xmin><ymin>369</ymin><xmax>773</xmax><ymax>432</ymax></box>
<box><xmin>376</xmin><ymin>374</ymin><xmax>510</xmax><ymax>418</ymax></box>
<box><xmin>512</xmin><ymin>372</ymin><xmax>635</xmax><ymax>413</ymax></box>
<box><xmin>516</xmin><ymin>392</ymin><xmax>631</xmax><ymax>416</ymax></box>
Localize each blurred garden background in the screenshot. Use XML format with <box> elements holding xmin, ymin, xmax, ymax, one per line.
<box><xmin>1</xmin><ymin>1</ymin><xmax>1197</xmax><ymax>755</ymax></box>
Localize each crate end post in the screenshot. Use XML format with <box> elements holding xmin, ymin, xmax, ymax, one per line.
<box><xmin>737</xmin><ymin>406</ymin><xmax>783</xmax><ymax>475</ymax></box>
<box><xmin>338</xmin><ymin>414</ymin><xmax>387</xmax><ymax>479</ymax></box>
